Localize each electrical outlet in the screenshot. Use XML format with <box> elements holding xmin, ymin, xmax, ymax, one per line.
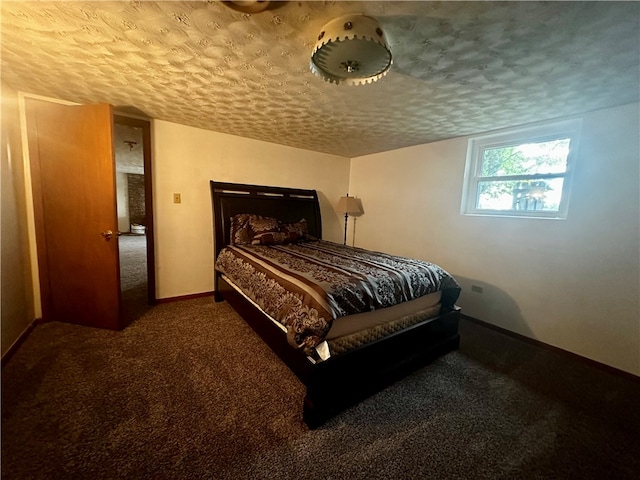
<box><xmin>173</xmin><ymin>193</ymin><xmax>181</xmax><ymax>204</ymax></box>
<box><xmin>471</xmin><ymin>285</ymin><xmax>483</xmax><ymax>294</ymax></box>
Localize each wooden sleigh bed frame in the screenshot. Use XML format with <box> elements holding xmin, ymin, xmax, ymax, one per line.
<box><xmin>210</xmin><ymin>181</ymin><xmax>461</xmax><ymax>428</ymax></box>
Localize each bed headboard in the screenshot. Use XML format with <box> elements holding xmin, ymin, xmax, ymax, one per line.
<box><xmin>210</xmin><ymin>181</ymin><xmax>322</xmax><ymax>258</ymax></box>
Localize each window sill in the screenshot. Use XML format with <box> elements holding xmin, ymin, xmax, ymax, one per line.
<box><xmin>461</xmin><ymin>211</ymin><xmax>567</xmax><ymax>220</ymax></box>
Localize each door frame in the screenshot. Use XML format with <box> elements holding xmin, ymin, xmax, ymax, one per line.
<box><xmin>113</xmin><ymin>115</ymin><xmax>156</xmax><ymax>305</ymax></box>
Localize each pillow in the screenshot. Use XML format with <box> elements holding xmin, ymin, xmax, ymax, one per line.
<box><xmin>229</xmin><ymin>214</ymin><xmax>281</xmax><ymax>245</ymax></box>
<box><xmin>232</xmin><ymin>215</ymin><xmax>314</xmax><ymax>245</ymax></box>
<box><xmin>229</xmin><ymin>214</ymin><xmax>253</xmax><ymax>245</ymax></box>
<box><xmin>247</xmin><ymin>215</ymin><xmax>280</xmax><ymax>237</ymax></box>
<box><xmin>251</xmin><ymin>218</ymin><xmax>316</xmax><ymax>245</ymax></box>
<box><xmin>251</xmin><ymin>230</ymin><xmax>300</xmax><ymax>245</ymax></box>
<box><xmin>281</xmin><ymin>218</ymin><xmax>308</xmax><ymax>238</ymax></box>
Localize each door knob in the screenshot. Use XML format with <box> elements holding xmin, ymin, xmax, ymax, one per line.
<box><xmin>101</xmin><ymin>230</ymin><xmax>123</xmax><ymax>240</ymax></box>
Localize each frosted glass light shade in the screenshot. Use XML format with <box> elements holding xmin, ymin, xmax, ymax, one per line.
<box><xmin>310</xmin><ymin>15</ymin><xmax>393</xmax><ymax>86</ymax></box>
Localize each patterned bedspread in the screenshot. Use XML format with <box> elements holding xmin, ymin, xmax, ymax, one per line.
<box><xmin>215</xmin><ymin>240</ymin><xmax>461</xmax><ymax>353</ymax></box>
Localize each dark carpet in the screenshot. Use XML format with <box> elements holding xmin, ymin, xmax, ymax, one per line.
<box><xmin>119</xmin><ymin>234</ymin><xmax>151</xmax><ymax>326</ymax></box>
<box><xmin>2</xmin><ymin>298</ymin><xmax>639</xmax><ymax>480</ymax></box>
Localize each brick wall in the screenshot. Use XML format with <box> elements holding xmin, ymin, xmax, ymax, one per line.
<box><xmin>127</xmin><ymin>173</ymin><xmax>145</xmax><ymax>226</ymax></box>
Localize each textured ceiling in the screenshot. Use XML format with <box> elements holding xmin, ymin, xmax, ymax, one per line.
<box><xmin>2</xmin><ymin>1</ymin><xmax>638</xmax><ymax>158</ymax></box>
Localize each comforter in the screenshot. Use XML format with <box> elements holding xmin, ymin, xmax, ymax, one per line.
<box><xmin>215</xmin><ymin>240</ymin><xmax>460</xmax><ymax>353</ymax></box>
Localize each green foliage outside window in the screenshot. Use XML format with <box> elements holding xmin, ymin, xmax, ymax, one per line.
<box><xmin>477</xmin><ymin>139</ymin><xmax>570</xmax><ymax>211</ymax></box>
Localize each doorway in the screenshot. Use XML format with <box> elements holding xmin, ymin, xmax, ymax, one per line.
<box><xmin>113</xmin><ymin>115</ymin><xmax>155</xmax><ymax>325</ymax></box>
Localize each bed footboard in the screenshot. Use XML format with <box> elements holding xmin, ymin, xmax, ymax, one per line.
<box><xmin>302</xmin><ymin>307</ymin><xmax>460</xmax><ymax>428</ymax></box>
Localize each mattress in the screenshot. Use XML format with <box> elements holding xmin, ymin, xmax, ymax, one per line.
<box><xmin>326</xmin><ymin>290</ymin><xmax>441</xmax><ymax>339</ymax></box>
<box><xmin>221</xmin><ymin>273</ymin><xmax>443</xmax><ymax>360</ymax></box>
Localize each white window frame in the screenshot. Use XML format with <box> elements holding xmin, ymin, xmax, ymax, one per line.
<box><xmin>461</xmin><ymin>118</ymin><xmax>582</xmax><ymax>219</ymax></box>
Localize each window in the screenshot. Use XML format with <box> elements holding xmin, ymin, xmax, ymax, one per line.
<box><xmin>461</xmin><ymin>119</ymin><xmax>581</xmax><ymax>219</ymax></box>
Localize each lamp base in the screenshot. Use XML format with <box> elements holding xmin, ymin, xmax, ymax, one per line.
<box><xmin>343</xmin><ymin>213</ymin><xmax>348</xmax><ymax>245</ymax></box>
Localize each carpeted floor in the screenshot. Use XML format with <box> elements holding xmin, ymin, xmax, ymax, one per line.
<box><xmin>2</xmin><ymin>298</ymin><xmax>639</xmax><ymax>479</ymax></box>
<box><xmin>119</xmin><ymin>234</ymin><xmax>151</xmax><ymax>326</ymax></box>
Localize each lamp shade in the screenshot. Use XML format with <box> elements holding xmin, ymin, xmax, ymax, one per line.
<box><xmin>336</xmin><ymin>196</ymin><xmax>363</xmax><ymax>216</ymax></box>
<box><xmin>310</xmin><ymin>15</ymin><xmax>393</xmax><ymax>86</ymax></box>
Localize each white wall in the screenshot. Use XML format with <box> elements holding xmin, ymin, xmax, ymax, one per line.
<box><xmin>1</xmin><ymin>84</ymin><xmax>35</xmax><ymax>355</ymax></box>
<box><xmin>115</xmin><ymin>172</ymin><xmax>130</xmax><ymax>233</ymax></box>
<box><xmin>349</xmin><ymin>103</ymin><xmax>640</xmax><ymax>376</ymax></box>
<box><xmin>151</xmin><ymin>120</ymin><xmax>350</xmax><ymax>300</ymax></box>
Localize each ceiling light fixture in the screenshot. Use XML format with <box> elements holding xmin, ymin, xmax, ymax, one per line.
<box><xmin>123</xmin><ymin>140</ymin><xmax>137</xmax><ymax>151</ymax></box>
<box><xmin>222</xmin><ymin>1</ymin><xmax>271</xmax><ymax>14</ymax></box>
<box><xmin>310</xmin><ymin>14</ymin><xmax>393</xmax><ymax>86</ymax></box>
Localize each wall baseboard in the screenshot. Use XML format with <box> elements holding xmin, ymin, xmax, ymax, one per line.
<box><xmin>461</xmin><ymin>314</ymin><xmax>639</xmax><ymax>383</ymax></box>
<box><xmin>155</xmin><ymin>291</ymin><xmax>215</xmax><ymax>304</ymax></box>
<box><xmin>1</xmin><ymin>318</ymin><xmax>44</xmax><ymax>368</ymax></box>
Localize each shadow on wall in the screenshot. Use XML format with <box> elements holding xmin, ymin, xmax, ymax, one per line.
<box><xmin>114</xmin><ymin>105</ymin><xmax>150</xmax><ymax>117</ymax></box>
<box><xmin>451</xmin><ymin>276</ymin><xmax>640</xmax><ymax>420</ymax></box>
<box><xmin>317</xmin><ymin>191</ymin><xmax>343</xmax><ymax>243</ymax></box>
<box><xmin>454</xmin><ymin>276</ymin><xmax>529</xmax><ymax>333</ymax></box>
<box><xmin>453</xmin><ymin>276</ymin><xmax>537</xmax><ymax>373</ymax></box>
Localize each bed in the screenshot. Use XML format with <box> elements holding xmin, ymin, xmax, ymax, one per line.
<box><xmin>210</xmin><ymin>181</ymin><xmax>461</xmax><ymax>428</ymax></box>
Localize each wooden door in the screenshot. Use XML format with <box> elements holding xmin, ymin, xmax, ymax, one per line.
<box><xmin>26</xmin><ymin>99</ymin><xmax>122</xmax><ymax>330</ymax></box>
